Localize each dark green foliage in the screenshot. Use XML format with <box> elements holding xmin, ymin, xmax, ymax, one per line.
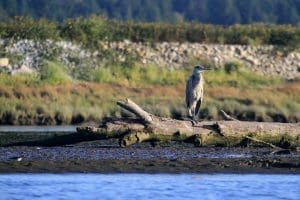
<box><xmin>0</xmin><ymin>16</ymin><xmax>59</xmax><ymax>40</ymax></box>
<box><xmin>269</xmin><ymin>26</ymin><xmax>300</xmax><ymax>48</ymax></box>
<box><xmin>0</xmin><ymin>16</ymin><xmax>299</xmax><ymax>47</ymax></box>
<box><xmin>60</xmin><ymin>15</ymin><xmax>110</xmax><ymax>46</ymax></box>
<box><xmin>224</xmin><ymin>62</ymin><xmax>241</xmax><ymax>74</ymax></box>
<box><xmin>0</xmin><ymin>0</ymin><xmax>299</xmax><ymax>25</ymax></box>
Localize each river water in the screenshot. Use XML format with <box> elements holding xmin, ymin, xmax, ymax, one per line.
<box><xmin>0</xmin><ymin>174</ymin><xmax>299</xmax><ymax>200</ymax></box>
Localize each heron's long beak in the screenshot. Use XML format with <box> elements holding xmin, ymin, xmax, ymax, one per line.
<box><xmin>203</xmin><ymin>66</ymin><xmax>211</xmax><ymax>71</ymax></box>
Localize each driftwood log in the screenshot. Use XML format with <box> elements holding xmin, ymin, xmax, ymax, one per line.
<box><xmin>77</xmin><ymin>98</ymin><xmax>300</xmax><ymax>148</ymax></box>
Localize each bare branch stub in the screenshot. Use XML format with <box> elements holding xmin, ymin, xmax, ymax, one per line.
<box><xmin>117</xmin><ymin>98</ymin><xmax>153</xmax><ymax>124</ymax></box>
<box><xmin>220</xmin><ymin>110</ymin><xmax>238</xmax><ymax>121</ymax></box>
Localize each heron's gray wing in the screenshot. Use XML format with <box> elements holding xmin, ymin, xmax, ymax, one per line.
<box><xmin>185</xmin><ymin>77</ymin><xmax>192</xmax><ymax>108</ymax></box>
<box><xmin>195</xmin><ymin>98</ymin><xmax>202</xmax><ymax>116</ymax></box>
<box><xmin>195</xmin><ymin>82</ymin><xmax>203</xmax><ymax>116</ymax></box>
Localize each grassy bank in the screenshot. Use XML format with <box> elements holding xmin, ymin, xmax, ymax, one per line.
<box><xmin>0</xmin><ymin>61</ymin><xmax>299</xmax><ymax>125</ymax></box>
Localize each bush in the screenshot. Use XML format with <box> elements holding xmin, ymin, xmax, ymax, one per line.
<box><xmin>91</xmin><ymin>67</ymin><xmax>114</xmax><ymax>83</ymax></box>
<box><xmin>224</xmin><ymin>61</ymin><xmax>242</xmax><ymax>74</ymax></box>
<box><xmin>40</xmin><ymin>61</ymin><xmax>71</xmax><ymax>84</ymax></box>
<box><xmin>60</xmin><ymin>15</ymin><xmax>110</xmax><ymax>47</ymax></box>
<box><xmin>0</xmin><ymin>16</ymin><xmax>59</xmax><ymax>40</ymax></box>
<box><xmin>1</xmin><ymin>16</ymin><xmax>299</xmax><ymax>47</ymax></box>
<box><xmin>269</xmin><ymin>26</ymin><xmax>300</xmax><ymax>49</ymax></box>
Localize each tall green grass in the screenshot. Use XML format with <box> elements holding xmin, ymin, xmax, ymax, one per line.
<box><xmin>88</xmin><ymin>61</ymin><xmax>283</xmax><ymax>88</ymax></box>
<box><xmin>0</xmin><ymin>81</ymin><xmax>298</xmax><ymax>124</ymax></box>
<box><xmin>0</xmin><ymin>60</ymin><xmax>284</xmax><ymax>88</ymax></box>
<box><xmin>90</xmin><ymin>64</ymin><xmax>189</xmax><ymax>86</ymax></box>
<box><xmin>0</xmin><ymin>74</ymin><xmax>40</xmax><ymax>86</ymax></box>
<box><xmin>0</xmin><ymin>61</ymin><xmax>72</xmax><ymax>86</ymax></box>
<box><xmin>206</xmin><ymin>62</ymin><xmax>283</xmax><ymax>88</ymax></box>
<box><xmin>39</xmin><ymin>61</ymin><xmax>72</xmax><ymax>85</ymax></box>
<box><xmin>0</xmin><ymin>59</ymin><xmax>297</xmax><ymax>125</ymax></box>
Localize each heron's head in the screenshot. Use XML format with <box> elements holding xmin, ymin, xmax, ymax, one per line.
<box><xmin>193</xmin><ymin>65</ymin><xmax>211</xmax><ymax>74</ymax></box>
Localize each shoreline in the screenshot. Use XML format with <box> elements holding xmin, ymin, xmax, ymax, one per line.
<box><xmin>0</xmin><ymin>158</ymin><xmax>299</xmax><ymax>174</ymax></box>
<box><xmin>0</xmin><ymin>146</ymin><xmax>299</xmax><ymax>174</ymax></box>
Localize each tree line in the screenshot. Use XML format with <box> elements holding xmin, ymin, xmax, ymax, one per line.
<box><xmin>0</xmin><ymin>16</ymin><xmax>299</xmax><ymax>48</ymax></box>
<box><xmin>0</xmin><ymin>0</ymin><xmax>299</xmax><ymax>25</ymax></box>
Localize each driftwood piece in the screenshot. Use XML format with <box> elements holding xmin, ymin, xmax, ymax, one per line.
<box><xmin>117</xmin><ymin>99</ymin><xmax>153</xmax><ymax>123</ymax></box>
<box><xmin>220</xmin><ymin>110</ymin><xmax>238</xmax><ymax>121</ymax></box>
<box><xmin>245</xmin><ymin>136</ymin><xmax>284</xmax><ymax>150</ymax></box>
<box><xmin>76</xmin><ymin>98</ymin><xmax>300</xmax><ymax>147</ymax></box>
<box><xmin>219</xmin><ymin>111</ymin><xmax>294</xmax><ymax>154</ymax></box>
<box><xmin>245</xmin><ymin>136</ymin><xmax>291</xmax><ymax>155</ymax></box>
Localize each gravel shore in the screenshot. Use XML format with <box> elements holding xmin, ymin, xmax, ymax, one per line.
<box><xmin>0</xmin><ymin>143</ymin><xmax>299</xmax><ymax>173</ymax></box>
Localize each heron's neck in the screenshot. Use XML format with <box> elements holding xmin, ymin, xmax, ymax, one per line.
<box><xmin>193</xmin><ymin>72</ymin><xmax>202</xmax><ymax>79</ymax></box>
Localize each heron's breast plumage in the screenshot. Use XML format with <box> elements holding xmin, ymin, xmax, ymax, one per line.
<box><xmin>191</xmin><ymin>74</ymin><xmax>203</xmax><ymax>99</ymax></box>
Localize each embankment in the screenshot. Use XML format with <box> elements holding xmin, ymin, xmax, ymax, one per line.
<box><xmin>1</xmin><ymin>39</ymin><xmax>299</xmax><ymax>79</ymax></box>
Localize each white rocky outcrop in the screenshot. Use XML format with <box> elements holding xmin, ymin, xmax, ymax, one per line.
<box><xmin>1</xmin><ymin>39</ymin><xmax>299</xmax><ymax>79</ymax></box>
<box><xmin>108</xmin><ymin>41</ymin><xmax>300</xmax><ymax>79</ymax></box>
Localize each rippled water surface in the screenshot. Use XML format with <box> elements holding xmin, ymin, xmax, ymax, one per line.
<box><xmin>0</xmin><ymin>174</ymin><xmax>299</xmax><ymax>200</ymax></box>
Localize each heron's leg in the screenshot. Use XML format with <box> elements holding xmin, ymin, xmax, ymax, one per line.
<box><xmin>190</xmin><ymin>119</ymin><xmax>196</xmax><ymax>126</ymax></box>
<box><xmin>194</xmin><ymin>108</ymin><xmax>199</xmax><ymax>124</ymax></box>
<box><xmin>187</xmin><ymin>116</ymin><xmax>196</xmax><ymax>126</ymax></box>
<box><xmin>191</xmin><ymin>109</ymin><xmax>197</xmax><ymax>126</ymax></box>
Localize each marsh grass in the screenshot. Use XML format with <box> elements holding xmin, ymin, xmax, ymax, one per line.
<box><xmin>0</xmin><ymin>58</ymin><xmax>283</xmax><ymax>88</ymax></box>
<box><xmin>89</xmin><ymin>64</ymin><xmax>189</xmax><ymax>86</ymax></box>
<box><xmin>0</xmin><ymin>74</ymin><xmax>40</xmax><ymax>86</ymax></box>
<box><xmin>40</xmin><ymin>61</ymin><xmax>72</xmax><ymax>85</ymax></box>
<box><xmin>83</xmin><ymin>61</ymin><xmax>283</xmax><ymax>89</ymax></box>
<box><xmin>0</xmin><ymin>81</ymin><xmax>298</xmax><ymax>125</ymax></box>
<box><xmin>0</xmin><ymin>61</ymin><xmax>299</xmax><ymax>124</ymax></box>
<box><xmin>205</xmin><ymin>62</ymin><xmax>283</xmax><ymax>88</ymax></box>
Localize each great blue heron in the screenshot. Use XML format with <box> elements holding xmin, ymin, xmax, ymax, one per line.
<box><xmin>186</xmin><ymin>65</ymin><xmax>211</xmax><ymax>124</ymax></box>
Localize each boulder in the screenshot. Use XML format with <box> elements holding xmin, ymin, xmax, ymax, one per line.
<box><xmin>10</xmin><ymin>65</ymin><xmax>36</xmax><ymax>75</ymax></box>
<box><xmin>0</xmin><ymin>58</ymin><xmax>9</xmax><ymax>67</ymax></box>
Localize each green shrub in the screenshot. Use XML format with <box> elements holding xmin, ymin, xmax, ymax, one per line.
<box><xmin>224</xmin><ymin>61</ymin><xmax>242</xmax><ymax>74</ymax></box>
<box><xmin>91</xmin><ymin>67</ymin><xmax>114</xmax><ymax>83</ymax></box>
<box><xmin>60</xmin><ymin>15</ymin><xmax>110</xmax><ymax>47</ymax></box>
<box><xmin>1</xmin><ymin>16</ymin><xmax>299</xmax><ymax>47</ymax></box>
<box><xmin>1</xmin><ymin>16</ymin><xmax>59</xmax><ymax>40</ymax></box>
<box><xmin>40</xmin><ymin>61</ymin><xmax>71</xmax><ymax>84</ymax></box>
<box><xmin>269</xmin><ymin>26</ymin><xmax>300</xmax><ymax>50</ymax></box>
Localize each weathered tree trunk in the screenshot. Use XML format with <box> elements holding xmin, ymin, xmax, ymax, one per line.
<box><xmin>77</xmin><ymin>98</ymin><xmax>300</xmax><ymax>147</ymax></box>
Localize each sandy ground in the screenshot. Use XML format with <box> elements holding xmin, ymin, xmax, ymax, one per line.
<box><xmin>0</xmin><ymin>142</ymin><xmax>299</xmax><ymax>173</ymax></box>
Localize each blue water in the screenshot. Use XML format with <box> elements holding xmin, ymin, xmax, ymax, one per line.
<box><xmin>0</xmin><ymin>125</ymin><xmax>76</xmax><ymax>133</ymax></box>
<box><xmin>0</xmin><ymin>174</ymin><xmax>299</xmax><ymax>200</ymax></box>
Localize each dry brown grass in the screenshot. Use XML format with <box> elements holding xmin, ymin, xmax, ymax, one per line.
<box><xmin>0</xmin><ymin>81</ymin><xmax>299</xmax><ymax>124</ymax></box>
<box><xmin>275</xmin><ymin>83</ymin><xmax>300</xmax><ymax>95</ymax></box>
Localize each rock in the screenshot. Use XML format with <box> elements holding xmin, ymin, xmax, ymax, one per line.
<box><xmin>235</xmin><ymin>47</ymin><xmax>242</xmax><ymax>55</ymax></box>
<box><xmin>2</xmin><ymin>39</ymin><xmax>299</xmax><ymax>79</ymax></box>
<box><xmin>10</xmin><ymin>64</ymin><xmax>36</xmax><ymax>75</ymax></box>
<box><xmin>0</xmin><ymin>58</ymin><xmax>9</xmax><ymax>67</ymax></box>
